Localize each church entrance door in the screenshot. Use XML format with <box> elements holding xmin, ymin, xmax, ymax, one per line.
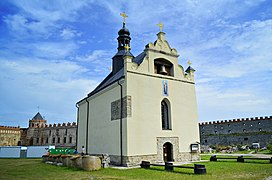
<box><xmin>163</xmin><ymin>142</ymin><xmax>173</xmax><ymax>162</ymax></box>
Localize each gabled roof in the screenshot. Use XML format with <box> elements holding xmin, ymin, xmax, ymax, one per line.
<box><xmin>88</xmin><ymin>67</ymin><xmax>125</xmax><ymax>97</ymax></box>
<box><xmin>32</xmin><ymin>112</ymin><xmax>44</xmax><ymax>120</ymax></box>
<box><xmin>78</xmin><ymin>51</ymin><xmax>146</xmax><ymax>104</ymax></box>
<box><xmin>132</xmin><ymin>51</ymin><xmax>146</xmax><ymax>65</ymax></box>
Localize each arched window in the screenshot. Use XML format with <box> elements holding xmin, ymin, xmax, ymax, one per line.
<box><xmin>161</xmin><ymin>100</ymin><xmax>171</xmax><ymax>130</ymax></box>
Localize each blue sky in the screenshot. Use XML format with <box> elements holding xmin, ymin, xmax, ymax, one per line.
<box><xmin>0</xmin><ymin>0</ymin><xmax>271</xmax><ymax>127</ymax></box>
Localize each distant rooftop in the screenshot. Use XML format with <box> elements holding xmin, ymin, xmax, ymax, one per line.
<box><xmin>32</xmin><ymin>112</ymin><xmax>44</xmax><ymax>120</ymax></box>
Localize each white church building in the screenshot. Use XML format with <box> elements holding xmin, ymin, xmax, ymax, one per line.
<box><xmin>76</xmin><ymin>17</ymin><xmax>200</xmax><ymax>166</ymax></box>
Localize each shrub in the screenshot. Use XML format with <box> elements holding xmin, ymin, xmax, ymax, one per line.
<box><xmin>268</xmin><ymin>143</ymin><xmax>272</xmax><ymax>153</ymax></box>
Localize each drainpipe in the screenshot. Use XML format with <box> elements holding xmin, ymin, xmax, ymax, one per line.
<box><xmin>118</xmin><ymin>79</ymin><xmax>123</xmax><ymax>166</ymax></box>
<box><xmin>86</xmin><ymin>99</ymin><xmax>90</xmax><ymax>154</ymax></box>
<box><xmin>75</xmin><ymin>103</ymin><xmax>79</xmax><ymax>150</ymax></box>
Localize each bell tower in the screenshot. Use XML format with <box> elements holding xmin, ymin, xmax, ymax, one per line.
<box><xmin>112</xmin><ymin>12</ymin><xmax>134</xmax><ymax>75</ymax></box>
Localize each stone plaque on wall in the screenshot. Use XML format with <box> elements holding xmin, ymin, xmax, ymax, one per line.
<box><xmin>111</xmin><ymin>96</ymin><xmax>132</xmax><ymax>120</ymax></box>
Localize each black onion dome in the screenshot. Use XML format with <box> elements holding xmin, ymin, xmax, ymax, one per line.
<box><xmin>118</xmin><ymin>23</ymin><xmax>130</xmax><ymax>36</ymax></box>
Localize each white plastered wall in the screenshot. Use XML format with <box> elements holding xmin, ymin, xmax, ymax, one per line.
<box><xmin>77</xmin><ymin>102</ymin><xmax>88</xmax><ymax>151</ymax></box>
<box><xmin>84</xmin><ymin>82</ymin><xmax>128</xmax><ymax>156</ymax></box>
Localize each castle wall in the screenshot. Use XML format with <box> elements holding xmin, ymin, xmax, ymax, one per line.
<box><xmin>199</xmin><ymin>116</ymin><xmax>272</xmax><ymax>147</ymax></box>
<box><xmin>29</xmin><ymin>122</ymin><xmax>77</xmax><ymax>148</ymax></box>
<box><xmin>0</xmin><ymin>126</ymin><xmax>21</xmax><ymax>146</ymax></box>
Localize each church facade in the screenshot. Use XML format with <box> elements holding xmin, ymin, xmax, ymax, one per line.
<box><xmin>77</xmin><ymin>19</ymin><xmax>200</xmax><ymax>166</ymax></box>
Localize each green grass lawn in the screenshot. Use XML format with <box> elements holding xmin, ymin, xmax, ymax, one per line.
<box><xmin>0</xmin><ymin>158</ymin><xmax>271</xmax><ymax>180</ymax></box>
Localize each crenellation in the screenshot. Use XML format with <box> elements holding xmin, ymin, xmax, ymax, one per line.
<box><xmin>199</xmin><ymin>115</ymin><xmax>272</xmax><ymax>147</ymax></box>
<box><xmin>10</xmin><ymin>112</ymin><xmax>77</xmax><ymax>148</ymax></box>
<box><xmin>0</xmin><ymin>126</ymin><xmax>21</xmax><ymax>130</ymax></box>
<box><xmin>0</xmin><ymin>125</ymin><xmax>21</xmax><ymax>146</ymax></box>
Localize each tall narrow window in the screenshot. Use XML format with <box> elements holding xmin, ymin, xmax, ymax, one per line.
<box><xmin>161</xmin><ymin>100</ymin><xmax>171</xmax><ymax>130</ymax></box>
<box><xmin>69</xmin><ymin>137</ymin><xmax>72</xmax><ymax>143</ymax></box>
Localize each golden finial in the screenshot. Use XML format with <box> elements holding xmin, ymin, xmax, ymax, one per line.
<box><xmin>157</xmin><ymin>22</ymin><xmax>164</xmax><ymax>32</ymax></box>
<box><xmin>120</xmin><ymin>12</ymin><xmax>128</xmax><ymax>24</ymax></box>
<box><xmin>187</xmin><ymin>60</ymin><xmax>192</xmax><ymax>66</ymax></box>
<box><xmin>124</xmin><ymin>44</ymin><xmax>130</xmax><ymax>51</ymax></box>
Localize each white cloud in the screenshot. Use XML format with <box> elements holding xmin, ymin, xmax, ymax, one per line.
<box><xmin>60</xmin><ymin>28</ymin><xmax>81</xmax><ymax>40</ymax></box>
<box><xmin>10</xmin><ymin>0</ymin><xmax>92</xmax><ymax>22</ymax></box>
<box><xmin>196</xmin><ymin>80</ymin><xmax>272</xmax><ymax>121</ymax></box>
<box><xmin>76</xmin><ymin>50</ymin><xmax>113</xmax><ymax>76</ymax></box>
<box><xmin>0</xmin><ymin>58</ymin><xmax>98</xmax><ymax>127</ymax></box>
<box><xmin>4</xmin><ymin>0</ymin><xmax>92</xmax><ymax>39</ymax></box>
<box><xmin>34</xmin><ymin>42</ymin><xmax>79</xmax><ymax>58</ymax></box>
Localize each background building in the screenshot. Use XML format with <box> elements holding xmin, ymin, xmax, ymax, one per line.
<box><xmin>199</xmin><ymin>116</ymin><xmax>272</xmax><ymax>147</ymax></box>
<box><xmin>0</xmin><ymin>126</ymin><xmax>21</xmax><ymax>146</ymax></box>
<box><xmin>20</xmin><ymin>112</ymin><xmax>77</xmax><ymax>148</ymax></box>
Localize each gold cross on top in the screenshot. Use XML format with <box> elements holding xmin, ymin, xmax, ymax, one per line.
<box><xmin>157</xmin><ymin>22</ymin><xmax>164</xmax><ymax>32</ymax></box>
<box><xmin>124</xmin><ymin>44</ymin><xmax>130</xmax><ymax>51</ymax></box>
<box><xmin>187</xmin><ymin>60</ymin><xmax>192</xmax><ymax>66</ymax></box>
<box><xmin>120</xmin><ymin>12</ymin><xmax>128</xmax><ymax>23</ymax></box>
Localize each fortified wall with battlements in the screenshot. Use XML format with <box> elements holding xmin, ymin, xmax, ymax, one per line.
<box><xmin>199</xmin><ymin>116</ymin><xmax>272</xmax><ymax>147</ymax></box>
<box><xmin>20</xmin><ymin>112</ymin><xmax>77</xmax><ymax>148</ymax></box>
<box><xmin>0</xmin><ymin>126</ymin><xmax>21</xmax><ymax>146</ymax></box>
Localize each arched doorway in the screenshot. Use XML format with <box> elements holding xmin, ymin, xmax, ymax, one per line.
<box><xmin>163</xmin><ymin>142</ymin><xmax>173</xmax><ymax>162</ymax></box>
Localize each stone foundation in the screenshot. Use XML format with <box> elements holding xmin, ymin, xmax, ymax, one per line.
<box><xmin>176</xmin><ymin>152</ymin><xmax>200</xmax><ymax>162</ymax></box>
<box><xmin>109</xmin><ymin>152</ymin><xmax>200</xmax><ymax>167</ymax></box>
<box><xmin>108</xmin><ymin>136</ymin><xmax>200</xmax><ymax>166</ymax></box>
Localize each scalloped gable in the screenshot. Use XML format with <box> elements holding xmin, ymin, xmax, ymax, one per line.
<box><xmin>145</xmin><ymin>32</ymin><xmax>178</xmax><ymax>57</ymax></box>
